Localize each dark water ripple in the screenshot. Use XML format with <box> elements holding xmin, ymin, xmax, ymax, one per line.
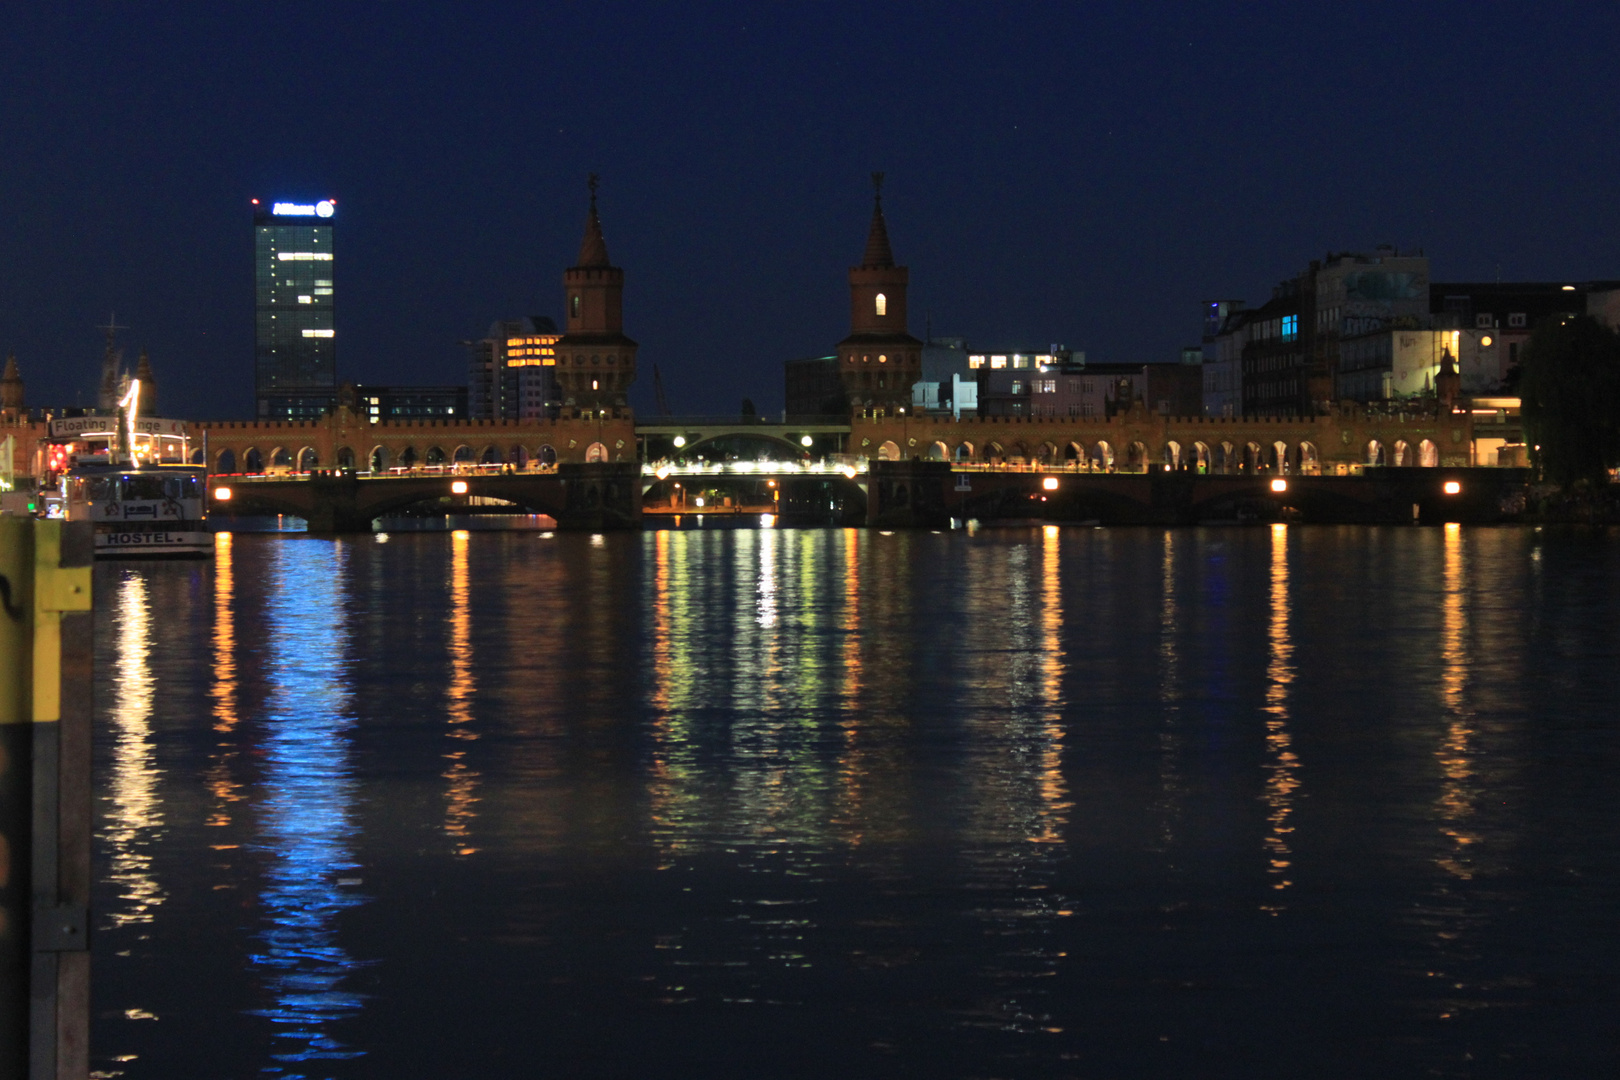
<box><xmin>89</xmin><ymin>525</ymin><xmax>1620</xmax><ymax>1078</ymax></box>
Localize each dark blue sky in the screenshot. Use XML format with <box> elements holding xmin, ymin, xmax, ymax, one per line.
<box><xmin>4</xmin><ymin>2</ymin><xmax>1617</xmax><ymax>418</ymax></box>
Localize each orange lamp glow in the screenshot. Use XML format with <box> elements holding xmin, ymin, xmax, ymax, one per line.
<box><xmin>451</xmin><ymin>480</ymin><xmax>469</xmax><ymax>494</ymax></box>
<box><xmin>1270</xmin><ymin>479</ymin><xmax>1288</xmax><ymax>493</ymax></box>
<box><xmin>1444</xmin><ymin>481</ymin><xmax>1461</xmax><ymax>495</ymax></box>
<box><xmin>213</xmin><ymin>486</ymin><xmax>233</xmax><ymax>501</ymax></box>
<box><xmin>1042</xmin><ymin>477</ymin><xmax>1059</xmax><ymax>491</ymax></box>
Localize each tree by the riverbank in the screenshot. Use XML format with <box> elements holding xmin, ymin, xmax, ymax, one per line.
<box><xmin>1519</xmin><ymin>315</ymin><xmax>1620</xmax><ymax>487</ymax></box>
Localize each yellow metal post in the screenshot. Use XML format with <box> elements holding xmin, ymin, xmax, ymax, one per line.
<box><xmin>0</xmin><ymin>518</ymin><xmax>93</xmax><ymax>1079</ymax></box>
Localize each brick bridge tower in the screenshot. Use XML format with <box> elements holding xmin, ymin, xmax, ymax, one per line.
<box><xmin>556</xmin><ymin>175</ymin><xmax>638</xmax><ymax>418</ymax></box>
<box><xmin>0</xmin><ymin>354</ymin><xmax>23</xmax><ymax>419</ymax></box>
<box><xmin>837</xmin><ymin>173</ymin><xmax>922</xmax><ymax>416</ymax></box>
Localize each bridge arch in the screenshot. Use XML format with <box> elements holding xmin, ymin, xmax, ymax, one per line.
<box><xmin>509</xmin><ymin>445</ymin><xmax>528</xmax><ymax>468</ymax></box>
<box><xmin>1393</xmin><ymin>439</ymin><xmax>1410</xmax><ymax>467</ymax></box>
<box><xmin>927</xmin><ymin>440</ymin><xmax>948</xmax><ymax>461</ymax></box>
<box><xmin>1367</xmin><ymin>439</ymin><xmax>1385</xmax><ymax>466</ymax></box>
<box><xmin>1244</xmin><ymin>441</ymin><xmax>1263</xmax><ymax>472</ymax></box>
<box><xmin>877</xmin><ymin>440</ymin><xmax>901</xmax><ymax>461</ymax></box>
<box><xmin>271</xmin><ymin>447</ymin><xmax>293</xmax><ymax>469</ymax></box>
<box><xmin>954</xmin><ymin>441</ymin><xmax>975</xmax><ymax>462</ymax></box>
<box><xmin>1035</xmin><ymin>441</ymin><xmax>1058</xmax><ymax>465</ymax></box>
<box><xmin>244</xmin><ymin>448</ymin><xmax>263</xmax><ymax>473</ymax></box>
<box><xmin>538</xmin><ymin>444</ymin><xmax>557</xmax><ymax>466</ymax></box>
<box><xmin>985</xmin><ymin>441</ymin><xmax>1005</xmax><ymax>464</ymax></box>
<box><xmin>1091</xmin><ymin>441</ymin><xmax>1114</xmax><ymax>471</ymax></box>
<box><xmin>1164</xmin><ymin>440</ymin><xmax>1182</xmax><ymax>470</ymax></box>
<box><xmin>453</xmin><ymin>445</ymin><xmax>475</xmax><ymax>467</ymax></box>
<box><xmin>585</xmin><ymin>442</ymin><xmax>608</xmax><ymax>462</ymax></box>
<box><xmin>1299</xmin><ymin>441</ymin><xmax>1320</xmax><ymax>475</ymax></box>
<box><xmin>216</xmin><ymin>448</ymin><xmax>236</xmax><ymax>474</ymax></box>
<box><xmin>297</xmin><ymin>447</ymin><xmax>319</xmax><ymax>472</ymax></box>
<box><xmin>1419</xmin><ymin>438</ymin><xmax>1438</xmax><ymax>467</ymax></box>
<box><xmin>479</xmin><ymin>445</ymin><xmax>500</xmax><ymax>465</ymax></box>
<box><xmin>426</xmin><ymin>446</ymin><xmax>447</xmax><ymax>466</ymax></box>
<box><xmin>370</xmin><ymin>445</ymin><xmax>390</xmax><ymax>472</ymax></box>
<box><xmin>1126</xmin><ymin>441</ymin><xmax>1147</xmax><ymax>472</ymax></box>
<box><xmin>1272</xmin><ymin>440</ymin><xmax>1288</xmax><ymax>473</ymax></box>
<box><xmin>400</xmin><ymin>446</ymin><xmax>419</xmax><ymax>468</ymax></box>
<box><xmin>1217</xmin><ymin>441</ymin><xmax>1234</xmax><ymax>474</ymax></box>
<box><xmin>336</xmin><ymin>446</ymin><xmax>355</xmax><ymax>470</ymax></box>
<box><xmin>1193</xmin><ymin>441</ymin><xmax>1210</xmax><ymax>473</ymax></box>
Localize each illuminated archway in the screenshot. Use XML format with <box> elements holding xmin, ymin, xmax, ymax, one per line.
<box><xmin>1299</xmin><ymin>442</ymin><xmax>1319</xmax><ymax>475</ymax></box>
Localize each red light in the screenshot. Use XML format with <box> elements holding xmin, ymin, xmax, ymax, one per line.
<box><xmin>251</xmin><ymin>198</ymin><xmax>260</xmax><ymax>204</ymax></box>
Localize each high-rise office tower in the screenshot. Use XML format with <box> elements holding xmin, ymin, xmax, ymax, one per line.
<box><xmin>254</xmin><ymin>198</ymin><xmax>337</xmax><ymax>418</ymax></box>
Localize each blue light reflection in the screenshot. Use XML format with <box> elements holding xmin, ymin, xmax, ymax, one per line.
<box><xmin>247</xmin><ymin>541</ymin><xmax>368</xmax><ymax>1072</ymax></box>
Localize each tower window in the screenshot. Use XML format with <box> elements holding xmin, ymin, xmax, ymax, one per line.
<box><xmin>879</xmin><ymin>355</ymin><xmax>887</xmax><ymax>363</ymax></box>
<box><xmin>571</xmin><ymin>295</ymin><xmax>581</xmax><ymax>318</ymax></box>
<box><xmin>875</xmin><ymin>293</ymin><xmax>887</xmax><ymax>316</ymax></box>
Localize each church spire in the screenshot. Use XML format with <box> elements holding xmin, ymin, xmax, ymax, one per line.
<box><xmin>575</xmin><ymin>173</ymin><xmax>611</xmax><ymax>268</ymax></box>
<box><xmin>861</xmin><ymin>172</ymin><xmax>894</xmax><ymax>268</ymax></box>
<box><xmin>1</xmin><ymin>352</ymin><xmax>23</xmax><ymax>415</ymax></box>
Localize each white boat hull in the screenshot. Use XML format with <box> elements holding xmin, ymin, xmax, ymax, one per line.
<box><xmin>95</xmin><ymin>528</ymin><xmax>213</xmax><ymax>557</ymax></box>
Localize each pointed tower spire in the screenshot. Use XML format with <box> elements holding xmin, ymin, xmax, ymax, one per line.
<box><xmin>134</xmin><ymin>349</ymin><xmax>157</xmax><ymax>416</ymax></box>
<box><xmin>1</xmin><ymin>352</ymin><xmax>24</xmax><ymax>415</ymax></box>
<box><xmin>1437</xmin><ymin>345</ymin><xmax>1461</xmax><ymax>412</ymax></box>
<box><xmin>558</xmin><ymin>174</ymin><xmax>637</xmax><ymax>418</ymax></box>
<box><xmin>837</xmin><ymin>173</ymin><xmax>920</xmax><ymax>417</ymax></box>
<box><xmin>575</xmin><ymin>173</ymin><xmax>611</xmax><ymax>268</ymax></box>
<box><xmin>861</xmin><ymin>172</ymin><xmax>894</xmax><ymax>268</ymax></box>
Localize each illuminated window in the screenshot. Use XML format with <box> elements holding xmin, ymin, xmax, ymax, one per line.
<box><xmin>297</xmin><ymin>295</ymin><xmax>313</xmax><ymax>304</ymax></box>
<box><xmin>1508</xmin><ymin>312</ymin><xmax>1526</xmax><ymax>328</ymax></box>
<box><xmin>571</xmin><ymin>295</ymin><xmax>581</xmax><ymax>318</ymax></box>
<box><xmin>875</xmin><ymin>293</ymin><xmax>887</xmax><ymax>316</ymax></box>
<box><xmin>879</xmin><ymin>354</ymin><xmax>887</xmax><ymax>363</ymax></box>
<box><xmin>968</xmin><ymin>355</ymin><xmax>985</xmax><ymax>369</ymax></box>
<box><xmin>990</xmin><ymin>355</ymin><xmax>1007</xmax><ymax>369</ymax></box>
<box><xmin>1282</xmin><ymin>315</ymin><xmax>1299</xmax><ymax>341</ymax></box>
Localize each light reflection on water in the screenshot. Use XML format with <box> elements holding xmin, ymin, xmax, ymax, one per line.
<box><xmin>103</xmin><ymin>573</ymin><xmax>164</xmax><ymax>929</ymax></box>
<box><xmin>248</xmin><ymin>540</ymin><xmax>367</xmax><ymax>1072</ymax></box>
<box><xmin>91</xmin><ymin>526</ymin><xmax>1620</xmax><ymax>1078</ymax></box>
<box><xmin>1261</xmin><ymin>523</ymin><xmax>1299</xmax><ymax>909</ymax></box>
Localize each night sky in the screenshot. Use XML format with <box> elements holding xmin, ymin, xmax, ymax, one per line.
<box><xmin>4</xmin><ymin>2</ymin><xmax>1618</xmax><ymax>419</ymax></box>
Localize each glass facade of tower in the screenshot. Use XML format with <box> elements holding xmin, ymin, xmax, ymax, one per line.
<box><xmin>254</xmin><ymin>200</ymin><xmax>337</xmax><ymax>418</ymax></box>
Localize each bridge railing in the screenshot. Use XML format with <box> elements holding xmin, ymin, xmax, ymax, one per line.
<box><xmin>637</xmin><ymin>414</ymin><xmax>851</xmax><ymax>428</ymax></box>
<box><xmin>210</xmin><ymin>463</ymin><xmax>563</xmax><ymax>482</ymax></box>
<box><xmin>642</xmin><ymin>457</ymin><xmax>870</xmax><ymax>479</ymax></box>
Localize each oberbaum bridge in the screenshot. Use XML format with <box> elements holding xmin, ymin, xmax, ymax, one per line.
<box><xmin>30</xmin><ymin>183</ymin><xmax>1530</xmax><ymax>531</ymax></box>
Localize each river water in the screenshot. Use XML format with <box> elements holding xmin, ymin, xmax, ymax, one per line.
<box><xmin>89</xmin><ymin>524</ymin><xmax>1619</xmax><ymax>1078</ymax></box>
